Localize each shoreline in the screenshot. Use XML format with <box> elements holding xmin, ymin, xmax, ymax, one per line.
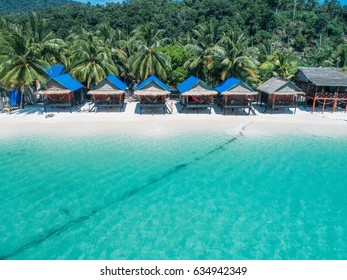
<box><xmin>0</xmin><ymin>103</ymin><xmax>347</xmax><ymax>139</ymax></box>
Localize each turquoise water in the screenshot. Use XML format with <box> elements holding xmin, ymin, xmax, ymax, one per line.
<box><xmin>0</xmin><ymin>132</ymin><xmax>346</xmax><ymax>260</ymax></box>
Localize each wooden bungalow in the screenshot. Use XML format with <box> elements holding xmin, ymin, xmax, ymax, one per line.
<box><xmin>215</xmin><ymin>77</ymin><xmax>258</xmax><ymax>115</ymax></box>
<box><xmin>177</xmin><ymin>76</ymin><xmax>217</xmax><ymax>114</ymax></box>
<box><xmin>38</xmin><ymin>74</ymin><xmax>83</xmax><ymax>113</ymax></box>
<box><xmin>87</xmin><ymin>75</ymin><xmax>127</xmax><ymax>113</ymax></box>
<box><xmin>295</xmin><ymin>67</ymin><xmax>347</xmax><ymax>113</ymax></box>
<box><xmin>257</xmin><ymin>77</ymin><xmax>303</xmax><ymax>114</ymax></box>
<box><xmin>135</xmin><ymin>75</ymin><xmax>170</xmax><ymax>115</ymax></box>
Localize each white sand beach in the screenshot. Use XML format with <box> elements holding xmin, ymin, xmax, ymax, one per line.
<box><xmin>0</xmin><ymin>101</ymin><xmax>346</xmax><ymax>139</ymax></box>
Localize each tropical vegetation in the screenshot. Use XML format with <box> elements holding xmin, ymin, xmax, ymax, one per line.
<box><xmin>0</xmin><ymin>0</ymin><xmax>346</xmax><ymax>104</ymax></box>
<box><xmin>0</xmin><ymin>0</ymin><xmax>70</xmax><ymax>14</ymax></box>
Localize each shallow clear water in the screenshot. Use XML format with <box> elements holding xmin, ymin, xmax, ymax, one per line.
<box><xmin>0</xmin><ymin>132</ymin><xmax>346</xmax><ymax>260</ymax></box>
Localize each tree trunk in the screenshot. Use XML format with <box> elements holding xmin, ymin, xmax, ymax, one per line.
<box><xmin>19</xmin><ymin>86</ymin><xmax>25</xmax><ymax>109</ymax></box>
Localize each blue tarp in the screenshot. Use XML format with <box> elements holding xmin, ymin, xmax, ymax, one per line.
<box><xmin>106</xmin><ymin>74</ymin><xmax>127</xmax><ymax>90</ymax></box>
<box><xmin>177</xmin><ymin>76</ymin><xmax>213</xmax><ymax>94</ymax></box>
<box><xmin>214</xmin><ymin>77</ymin><xmax>255</xmax><ymax>93</ymax></box>
<box><xmin>136</xmin><ymin>75</ymin><xmax>170</xmax><ymax>92</ymax></box>
<box><xmin>46</xmin><ymin>65</ymin><xmax>65</xmax><ymax>77</ymax></box>
<box><xmin>8</xmin><ymin>88</ymin><xmax>22</xmax><ymax>106</ymax></box>
<box><xmin>50</xmin><ymin>74</ymin><xmax>83</xmax><ymax>91</ymax></box>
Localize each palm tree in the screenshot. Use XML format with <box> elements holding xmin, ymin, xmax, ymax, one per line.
<box><xmin>334</xmin><ymin>44</ymin><xmax>347</xmax><ymax>68</ymax></box>
<box><xmin>0</xmin><ymin>23</ymin><xmax>49</xmax><ymax>109</ymax></box>
<box><xmin>258</xmin><ymin>40</ymin><xmax>275</xmax><ymax>65</ymax></box>
<box><xmin>214</xmin><ymin>30</ymin><xmax>258</xmax><ymax>86</ymax></box>
<box><xmin>96</xmin><ymin>23</ymin><xmax>137</xmax><ymax>85</ymax></box>
<box><xmin>177</xmin><ymin>32</ymin><xmax>194</xmax><ymax>46</ymax></box>
<box><xmin>26</xmin><ymin>12</ymin><xmax>65</xmax><ymax>65</ymax></box>
<box><xmin>259</xmin><ymin>48</ymin><xmax>298</xmax><ymax>81</ymax></box>
<box><xmin>67</xmin><ymin>30</ymin><xmax>121</xmax><ymax>89</ymax></box>
<box><xmin>184</xmin><ymin>20</ymin><xmax>220</xmax><ymax>84</ymax></box>
<box><xmin>128</xmin><ymin>23</ymin><xmax>171</xmax><ymax>81</ymax></box>
<box><xmin>117</xmin><ymin>37</ymin><xmax>138</xmax><ymax>86</ymax></box>
<box><xmin>276</xmin><ymin>49</ymin><xmax>298</xmax><ymax>78</ymax></box>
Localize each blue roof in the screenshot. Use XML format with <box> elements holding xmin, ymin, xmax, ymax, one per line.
<box><xmin>177</xmin><ymin>76</ymin><xmax>213</xmax><ymax>94</ymax></box>
<box><xmin>46</xmin><ymin>65</ymin><xmax>65</xmax><ymax>77</ymax></box>
<box><xmin>136</xmin><ymin>75</ymin><xmax>170</xmax><ymax>92</ymax></box>
<box><xmin>106</xmin><ymin>74</ymin><xmax>127</xmax><ymax>90</ymax></box>
<box><xmin>51</xmin><ymin>74</ymin><xmax>83</xmax><ymax>91</ymax></box>
<box><xmin>214</xmin><ymin>77</ymin><xmax>255</xmax><ymax>93</ymax></box>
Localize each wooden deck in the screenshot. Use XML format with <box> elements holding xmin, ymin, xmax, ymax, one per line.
<box><xmin>181</xmin><ymin>102</ymin><xmax>212</xmax><ymax>114</ymax></box>
<box><xmin>306</xmin><ymin>92</ymin><xmax>347</xmax><ymax>113</ymax></box>
<box><xmin>44</xmin><ymin>101</ymin><xmax>72</xmax><ymax>113</ymax></box>
<box><xmin>264</xmin><ymin>100</ymin><xmax>297</xmax><ymax>114</ymax></box>
<box><xmin>222</xmin><ymin>103</ymin><xmax>256</xmax><ymax>115</ymax></box>
<box><xmin>139</xmin><ymin>102</ymin><xmax>166</xmax><ymax>115</ymax></box>
<box><xmin>261</xmin><ymin>93</ymin><xmax>297</xmax><ymax>114</ymax></box>
<box><xmin>94</xmin><ymin>101</ymin><xmax>123</xmax><ymax>112</ymax></box>
<box><xmin>218</xmin><ymin>97</ymin><xmax>256</xmax><ymax>115</ymax></box>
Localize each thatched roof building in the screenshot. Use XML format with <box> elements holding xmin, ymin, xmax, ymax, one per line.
<box><xmin>39</xmin><ymin>74</ymin><xmax>83</xmax><ymax>95</ymax></box>
<box><xmin>215</xmin><ymin>78</ymin><xmax>257</xmax><ymax>115</ymax></box>
<box><xmin>257</xmin><ymin>77</ymin><xmax>303</xmax><ymax>114</ymax></box>
<box><xmin>296</xmin><ymin>67</ymin><xmax>347</xmax><ymax>87</ymax></box>
<box><xmin>38</xmin><ymin>72</ymin><xmax>83</xmax><ymax>113</ymax></box>
<box><xmin>177</xmin><ymin>76</ymin><xmax>216</xmax><ymax>114</ymax></box>
<box><xmin>257</xmin><ymin>77</ymin><xmax>303</xmax><ymax>96</ymax></box>
<box><xmin>215</xmin><ymin>77</ymin><xmax>257</xmax><ymax>95</ymax></box>
<box><xmin>88</xmin><ymin>74</ymin><xmax>126</xmax><ymax>95</ymax></box>
<box><xmin>135</xmin><ymin>75</ymin><xmax>170</xmax><ymax>114</ymax></box>
<box><xmin>295</xmin><ymin>67</ymin><xmax>347</xmax><ymax>113</ymax></box>
<box><xmin>87</xmin><ymin>75</ymin><xmax>127</xmax><ymax>113</ymax></box>
<box><xmin>135</xmin><ymin>75</ymin><xmax>170</xmax><ymax>96</ymax></box>
<box><xmin>177</xmin><ymin>76</ymin><xmax>216</xmax><ymax>96</ymax></box>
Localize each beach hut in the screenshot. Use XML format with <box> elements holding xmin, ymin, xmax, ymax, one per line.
<box><xmin>39</xmin><ymin>74</ymin><xmax>83</xmax><ymax>113</ymax></box>
<box><xmin>135</xmin><ymin>75</ymin><xmax>170</xmax><ymax>114</ymax></box>
<box><xmin>295</xmin><ymin>67</ymin><xmax>347</xmax><ymax>113</ymax></box>
<box><xmin>215</xmin><ymin>77</ymin><xmax>258</xmax><ymax>115</ymax></box>
<box><xmin>87</xmin><ymin>75</ymin><xmax>127</xmax><ymax>113</ymax></box>
<box><xmin>36</xmin><ymin>64</ymin><xmax>65</xmax><ymax>91</ymax></box>
<box><xmin>257</xmin><ymin>77</ymin><xmax>303</xmax><ymax>114</ymax></box>
<box><xmin>177</xmin><ymin>76</ymin><xmax>217</xmax><ymax>114</ymax></box>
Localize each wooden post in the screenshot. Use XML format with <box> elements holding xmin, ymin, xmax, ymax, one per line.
<box><xmin>272</xmin><ymin>94</ymin><xmax>276</xmax><ymax>113</ymax></box>
<box><xmin>332</xmin><ymin>99</ymin><xmax>337</xmax><ymax>113</ymax></box>
<box><xmin>332</xmin><ymin>87</ymin><xmax>339</xmax><ymax>113</ymax></box>
<box><xmin>312</xmin><ymin>98</ymin><xmax>316</xmax><ymax>113</ymax></box>
<box><xmin>69</xmin><ymin>92</ymin><xmax>72</xmax><ymax>113</ymax></box>
<box><xmin>312</xmin><ymin>86</ymin><xmax>318</xmax><ymax>113</ymax></box>
<box><xmin>185</xmin><ymin>96</ymin><xmax>188</xmax><ymax>113</ymax></box>
<box><xmin>322</xmin><ymin>99</ymin><xmax>326</xmax><ymax>114</ymax></box>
